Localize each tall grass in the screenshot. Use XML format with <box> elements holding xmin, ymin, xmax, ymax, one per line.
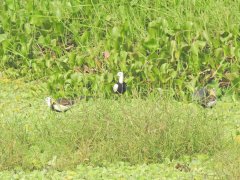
<box><xmin>0</xmin><ymin>94</ymin><xmax>228</xmax><ymax>170</ymax></box>
<box><xmin>212</xmin><ymin>144</ymin><xmax>240</xmax><ymax>178</ymax></box>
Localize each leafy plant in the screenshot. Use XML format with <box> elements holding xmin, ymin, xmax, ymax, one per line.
<box><xmin>0</xmin><ymin>0</ymin><xmax>239</xmax><ymax>99</ymax></box>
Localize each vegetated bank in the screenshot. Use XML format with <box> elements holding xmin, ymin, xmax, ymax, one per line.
<box><xmin>0</xmin><ymin>0</ymin><xmax>239</xmax><ymax>99</ymax></box>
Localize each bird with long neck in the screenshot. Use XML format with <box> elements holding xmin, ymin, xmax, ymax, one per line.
<box><xmin>45</xmin><ymin>95</ymin><xmax>95</xmax><ymax>112</ymax></box>
<box><xmin>45</xmin><ymin>97</ymin><xmax>75</xmax><ymax>112</ymax></box>
<box><xmin>193</xmin><ymin>88</ymin><xmax>217</xmax><ymax>108</ymax></box>
<box><xmin>113</xmin><ymin>72</ymin><xmax>127</xmax><ymax>94</ymax></box>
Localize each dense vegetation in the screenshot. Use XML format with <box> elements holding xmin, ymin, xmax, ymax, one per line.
<box><xmin>0</xmin><ymin>0</ymin><xmax>240</xmax><ymax>179</ymax></box>
<box><xmin>0</xmin><ymin>0</ymin><xmax>239</xmax><ymax>98</ymax></box>
<box><xmin>0</xmin><ymin>79</ymin><xmax>240</xmax><ymax>178</ymax></box>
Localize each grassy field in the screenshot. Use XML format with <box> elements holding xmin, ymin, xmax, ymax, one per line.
<box><xmin>0</xmin><ymin>78</ymin><xmax>240</xmax><ymax>179</ymax></box>
<box><xmin>0</xmin><ymin>0</ymin><xmax>240</xmax><ymax>179</ymax></box>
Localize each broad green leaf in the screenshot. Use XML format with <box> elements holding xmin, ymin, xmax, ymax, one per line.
<box><xmin>143</xmin><ymin>38</ymin><xmax>158</xmax><ymax>50</ymax></box>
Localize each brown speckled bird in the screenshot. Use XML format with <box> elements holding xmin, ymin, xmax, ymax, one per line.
<box><xmin>45</xmin><ymin>97</ymin><xmax>75</xmax><ymax>112</ymax></box>
<box><xmin>193</xmin><ymin>88</ymin><xmax>217</xmax><ymax>108</ymax></box>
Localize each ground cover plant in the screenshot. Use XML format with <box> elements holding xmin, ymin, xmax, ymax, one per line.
<box><xmin>0</xmin><ymin>79</ymin><xmax>240</xmax><ymax>179</ymax></box>
<box><xmin>0</xmin><ymin>0</ymin><xmax>240</xmax><ymax>179</ymax></box>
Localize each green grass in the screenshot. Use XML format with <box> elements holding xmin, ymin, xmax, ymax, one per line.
<box><xmin>0</xmin><ymin>79</ymin><xmax>240</xmax><ymax>178</ymax></box>
<box><xmin>0</xmin><ymin>0</ymin><xmax>240</xmax><ymax>178</ymax></box>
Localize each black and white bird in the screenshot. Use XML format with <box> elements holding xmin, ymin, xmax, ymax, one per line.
<box><xmin>193</xmin><ymin>88</ymin><xmax>217</xmax><ymax>108</ymax></box>
<box><xmin>45</xmin><ymin>97</ymin><xmax>75</xmax><ymax>112</ymax></box>
<box><xmin>113</xmin><ymin>72</ymin><xmax>127</xmax><ymax>94</ymax></box>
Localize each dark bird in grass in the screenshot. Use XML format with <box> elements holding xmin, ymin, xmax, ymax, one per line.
<box><xmin>193</xmin><ymin>88</ymin><xmax>217</xmax><ymax>108</ymax></box>
<box><xmin>113</xmin><ymin>72</ymin><xmax>127</xmax><ymax>94</ymax></box>
<box><xmin>45</xmin><ymin>97</ymin><xmax>75</xmax><ymax>112</ymax></box>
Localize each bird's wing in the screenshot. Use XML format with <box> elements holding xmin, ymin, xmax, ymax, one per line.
<box><xmin>206</xmin><ymin>99</ymin><xmax>217</xmax><ymax>108</ymax></box>
<box><xmin>53</xmin><ymin>103</ymin><xmax>71</xmax><ymax>112</ymax></box>
<box><xmin>123</xmin><ymin>82</ymin><xmax>127</xmax><ymax>92</ymax></box>
<box><xmin>57</xmin><ymin>98</ymin><xmax>75</xmax><ymax>106</ymax></box>
<box><xmin>193</xmin><ymin>88</ymin><xmax>208</xmax><ymax>101</ymax></box>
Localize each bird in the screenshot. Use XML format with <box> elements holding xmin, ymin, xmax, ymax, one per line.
<box><xmin>193</xmin><ymin>88</ymin><xmax>217</xmax><ymax>108</ymax></box>
<box><xmin>113</xmin><ymin>72</ymin><xmax>127</xmax><ymax>94</ymax></box>
<box><xmin>45</xmin><ymin>97</ymin><xmax>75</xmax><ymax>112</ymax></box>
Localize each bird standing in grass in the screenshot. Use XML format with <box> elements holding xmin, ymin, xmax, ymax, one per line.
<box><xmin>193</xmin><ymin>88</ymin><xmax>217</xmax><ymax>108</ymax></box>
<box><xmin>113</xmin><ymin>72</ymin><xmax>127</xmax><ymax>94</ymax></box>
<box><xmin>45</xmin><ymin>97</ymin><xmax>75</xmax><ymax>112</ymax></box>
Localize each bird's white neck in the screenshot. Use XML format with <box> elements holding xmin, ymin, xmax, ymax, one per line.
<box><xmin>118</xmin><ymin>74</ymin><xmax>124</xmax><ymax>83</ymax></box>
